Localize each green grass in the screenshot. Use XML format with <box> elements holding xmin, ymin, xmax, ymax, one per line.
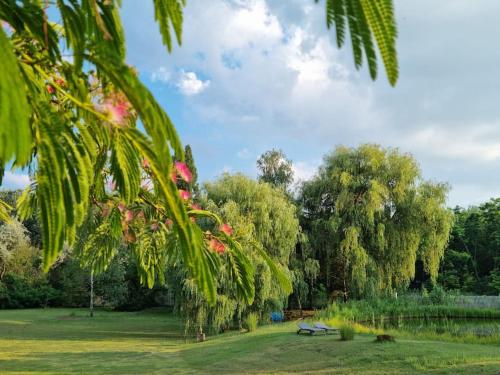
<box><xmin>0</xmin><ymin>309</ymin><xmax>500</xmax><ymax>374</ymax></box>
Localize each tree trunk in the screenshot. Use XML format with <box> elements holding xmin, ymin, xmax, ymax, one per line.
<box><xmin>89</xmin><ymin>271</ymin><xmax>94</xmax><ymax>318</ymax></box>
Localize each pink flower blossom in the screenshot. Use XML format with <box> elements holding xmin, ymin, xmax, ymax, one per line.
<box><xmin>175</xmin><ymin>161</ymin><xmax>193</xmax><ymax>183</ymax></box>
<box><xmin>220</xmin><ymin>223</ymin><xmax>233</xmax><ymax>236</ymax></box>
<box><xmin>142</xmin><ymin>158</ymin><xmax>150</xmax><ymax>169</ymax></box>
<box><xmin>165</xmin><ymin>218</ymin><xmax>173</xmax><ymax>228</ymax></box>
<box><xmin>107</xmin><ymin>179</ymin><xmax>116</xmax><ymax>192</ymax></box>
<box><xmin>55</xmin><ymin>78</ymin><xmax>65</xmax><ymax>87</ymax></box>
<box><xmin>151</xmin><ymin>222</ymin><xmax>159</xmax><ymax>231</ymax></box>
<box><xmin>117</xmin><ymin>202</ymin><xmax>126</xmax><ymax>213</ymax></box>
<box><xmin>170</xmin><ymin>169</ymin><xmax>177</xmax><ymax>184</ymax></box>
<box><xmin>190</xmin><ymin>203</ymin><xmax>201</xmax><ymax>210</ymax></box>
<box><xmin>209</xmin><ymin>238</ymin><xmax>225</xmax><ymax>254</ymax></box>
<box><xmin>124</xmin><ymin>209</ymin><xmax>134</xmax><ymax>222</ymax></box>
<box><xmin>179</xmin><ymin>189</ymin><xmax>190</xmax><ymax>200</ymax></box>
<box><xmin>105</xmin><ymin>100</ymin><xmax>130</xmax><ymax>125</ymax></box>
<box><xmin>46</xmin><ymin>85</ymin><xmax>55</xmax><ymax>94</ymax></box>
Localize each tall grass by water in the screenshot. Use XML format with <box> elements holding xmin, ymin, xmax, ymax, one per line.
<box><xmin>316</xmin><ymin>292</ymin><xmax>500</xmax><ymax>345</ymax></box>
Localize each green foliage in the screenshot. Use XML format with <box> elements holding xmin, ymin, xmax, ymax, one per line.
<box><xmin>321</xmin><ymin>0</ymin><xmax>398</xmax><ymax>85</ymax></box>
<box><xmin>0</xmin><ymin>273</ymin><xmax>58</xmax><ymax>308</ymax></box>
<box><xmin>317</xmin><ymin>294</ymin><xmax>500</xmax><ymax>325</ymax></box>
<box><xmin>300</xmin><ymin>144</ymin><xmax>453</xmax><ymax>299</ymax></box>
<box><xmin>339</xmin><ymin>324</ymin><xmax>355</xmax><ymax>340</ymax></box>
<box><xmin>257</xmin><ymin>149</ymin><xmax>294</xmax><ymax>191</ymax></box>
<box><xmin>244</xmin><ymin>312</ymin><xmax>259</xmax><ymax>332</ymax></box>
<box><xmin>0</xmin><ymin>1</ymin><xmax>229</xmax><ymax>304</ymax></box>
<box><xmin>428</xmin><ymin>284</ymin><xmax>448</xmax><ymax>305</ymax></box>
<box><xmin>0</xmin><ymin>0</ymin><xmax>400</xmax><ymax>305</ymax></box>
<box><xmin>439</xmin><ymin>199</ymin><xmax>500</xmax><ymax>295</ymax></box>
<box><xmin>172</xmin><ymin>174</ymin><xmax>299</xmax><ymax>333</ymax></box>
<box><xmin>0</xmin><ymin>27</ymin><xmax>31</xmax><ymax>166</ymax></box>
<box><xmin>153</xmin><ymin>0</ymin><xmax>186</xmax><ymax>52</ymax></box>
<box><xmin>0</xmin><ymin>198</ymin><xmax>12</xmax><ymax>223</ymax></box>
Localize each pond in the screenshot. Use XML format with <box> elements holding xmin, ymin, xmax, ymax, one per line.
<box><xmin>369</xmin><ymin>317</ymin><xmax>500</xmax><ymax>338</ymax></box>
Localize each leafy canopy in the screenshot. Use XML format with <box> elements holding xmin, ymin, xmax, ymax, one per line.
<box><xmin>300</xmin><ymin>144</ymin><xmax>453</xmax><ymax>298</ymax></box>
<box><xmin>257</xmin><ymin>149</ymin><xmax>294</xmax><ymax>192</ymax></box>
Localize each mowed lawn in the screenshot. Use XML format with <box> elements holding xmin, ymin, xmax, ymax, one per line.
<box><xmin>0</xmin><ymin>309</ymin><xmax>499</xmax><ymax>374</ymax></box>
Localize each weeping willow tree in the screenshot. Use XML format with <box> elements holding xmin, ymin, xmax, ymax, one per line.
<box><xmin>170</xmin><ymin>174</ymin><xmax>299</xmax><ymax>334</ymax></box>
<box><xmin>300</xmin><ymin>145</ymin><xmax>453</xmax><ymax>299</ymax></box>
<box><xmin>0</xmin><ymin>0</ymin><xmax>398</xmax><ymax>303</ymax></box>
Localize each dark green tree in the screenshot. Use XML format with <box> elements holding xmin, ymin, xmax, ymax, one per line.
<box><xmin>439</xmin><ymin>199</ymin><xmax>500</xmax><ymax>294</ymax></box>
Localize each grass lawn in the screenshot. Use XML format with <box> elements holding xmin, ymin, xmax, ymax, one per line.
<box><xmin>0</xmin><ymin>309</ymin><xmax>499</xmax><ymax>374</ymax></box>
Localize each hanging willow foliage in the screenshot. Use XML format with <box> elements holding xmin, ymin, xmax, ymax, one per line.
<box><xmin>0</xmin><ymin>0</ymin><xmax>399</xmax><ymax>304</ymax></box>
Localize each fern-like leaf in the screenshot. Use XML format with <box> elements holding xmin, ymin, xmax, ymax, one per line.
<box><xmin>153</xmin><ymin>0</ymin><xmax>186</xmax><ymax>53</ymax></box>
<box><xmin>0</xmin><ymin>199</ymin><xmax>12</xmax><ymax>223</ymax></box>
<box><xmin>0</xmin><ymin>28</ymin><xmax>32</xmax><ymax>167</ymax></box>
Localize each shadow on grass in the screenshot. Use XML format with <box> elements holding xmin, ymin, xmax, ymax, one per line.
<box><xmin>0</xmin><ymin>351</ymin><xmax>173</xmax><ymax>374</ymax></box>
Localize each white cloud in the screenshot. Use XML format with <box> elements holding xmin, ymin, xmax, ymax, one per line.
<box><xmin>292</xmin><ymin>160</ymin><xmax>319</xmax><ymax>183</ymax></box>
<box><xmin>405</xmin><ymin>125</ymin><xmax>500</xmax><ymax>162</ymax></box>
<box><xmin>237</xmin><ymin>148</ymin><xmax>252</xmax><ymax>159</ymax></box>
<box><xmin>2</xmin><ymin>172</ymin><xmax>30</xmax><ymax>189</ymax></box>
<box><xmin>176</xmin><ymin>71</ymin><xmax>210</xmax><ymax>96</ymax></box>
<box><xmin>151</xmin><ymin>67</ymin><xmax>171</xmax><ymax>83</ymax></box>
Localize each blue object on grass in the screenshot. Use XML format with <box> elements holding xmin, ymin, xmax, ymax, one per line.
<box><xmin>271</xmin><ymin>311</ymin><xmax>284</xmax><ymax>322</ymax></box>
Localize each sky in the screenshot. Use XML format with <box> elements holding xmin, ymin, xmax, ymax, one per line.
<box><xmin>4</xmin><ymin>0</ymin><xmax>500</xmax><ymax>207</ymax></box>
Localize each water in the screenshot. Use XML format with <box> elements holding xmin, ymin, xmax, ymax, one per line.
<box><xmin>370</xmin><ymin>317</ymin><xmax>500</xmax><ymax>338</ymax></box>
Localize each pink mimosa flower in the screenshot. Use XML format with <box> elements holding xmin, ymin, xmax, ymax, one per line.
<box><xmin>179</xmin><ymin>189</ymin><xmax>190</xmax><ymax>200</ymax></box>
<box><xmin>124</xmin><ymin>209</ymin><xmax>134</xmax><ymax>222</ymax></box>
<box><xmin>106</xmin><ymin>100</ymin><xmax>130</xmax><ymax>125</ymax></box>
<box><xmin>99</xmin><ymin>93</ymin><xmax>131</xmax><ymax>126</ymax></box>
<box><xmin>170</xmin><ymin>169</ymin><xmax>177</xmax><ymax>184</ymax></box>
<box><xmin>209</xmin><ymin>238</ymin><xmax>225</xmax><ymax>254</ymax></box>
<box><xmin>107</xmin><ymin>179</ymin><xmax>116</xmax><ymax>192</ymax></box>
<box><xmin>220</xmin><ymin>223</ymin><xmax>233</xmax><ymax>236</ymax></box>
<box><xmin>175</xmin><ymin>162</ymin><xmax>193</xmax><ymax>183</ymax></box>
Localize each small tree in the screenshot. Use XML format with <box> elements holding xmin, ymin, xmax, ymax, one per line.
<box><xmin>257</xmin><ymin>149</ymin><xmax>294</xmax><ymax>191</ymax></box>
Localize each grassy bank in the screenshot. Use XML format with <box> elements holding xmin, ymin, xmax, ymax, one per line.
<box><xmin>0</xmin><ymin>308</ymin><xmax>500</xmax><ymax>374</ymax></box>
<box><xmin>316</xmin><ymin>295</ymin><xmax>500</xmax><ymax>345</ymax></box>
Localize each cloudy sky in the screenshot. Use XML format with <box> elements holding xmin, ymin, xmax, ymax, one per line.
<box><xmin>5</xmin><ymin>0</ymin><xmax>500</xmax><ymax>207</ymax></box>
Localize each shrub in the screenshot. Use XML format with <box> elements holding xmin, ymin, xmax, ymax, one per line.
<box><xmin>244</xmin><ymin>313</ymin><xmax>259</xmax><ymax>332</ymax></box>
<box><xmin>340</xmin><ymin>325</ymin><xmax>355</xmax><ymax>341</ymax></box>
<box><xmin>0</xmin><ymin>273</ymin><xmax>59</xmax><ymax>308</ymax></box>
<box><xmin>428</xmin><ymin>285</ymin><xmax>448</xmax><ymax>305</ymax></box>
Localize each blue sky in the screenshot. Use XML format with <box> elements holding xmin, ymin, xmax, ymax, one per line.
<box><xmin>4</xmin><ymin>0</ymin><xmax>500</xmax><ymax>207</ymax></box>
